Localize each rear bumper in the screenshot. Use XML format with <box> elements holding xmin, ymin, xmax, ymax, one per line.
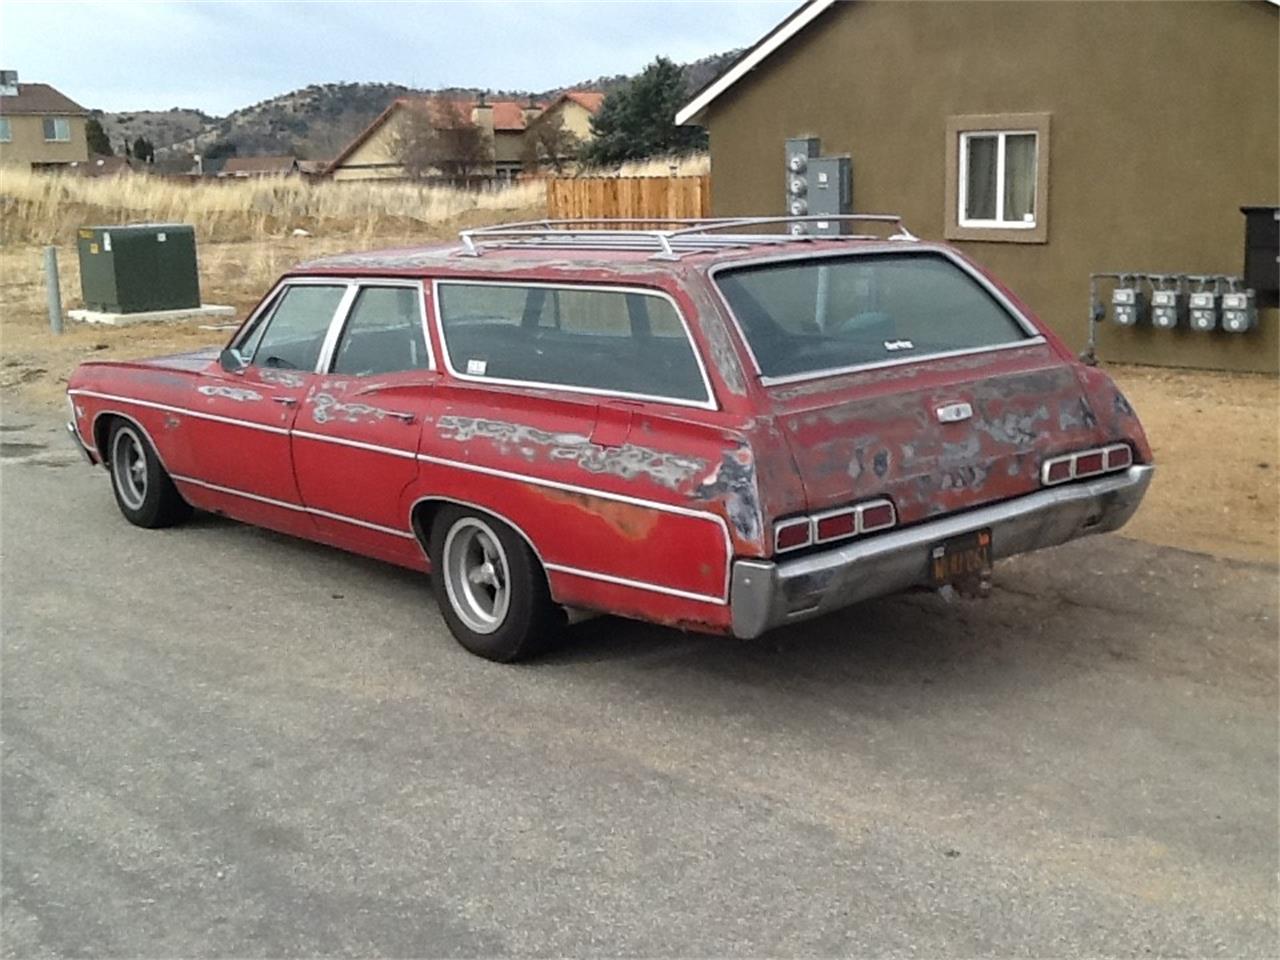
<box><xmin>730</xmin><ymin>465</ymin><xmax>1154</xmax><ymax>638</ymax></box>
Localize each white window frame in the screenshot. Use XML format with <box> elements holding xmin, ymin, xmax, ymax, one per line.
<box><xmin>957</xmin><ymin>130</ymin><xmax>1039</xmax><ymax>230</ymax></box>
<box><xmin>0</xmin><ymin>117</ymin><xmax>11</xmax><ymax>143</ymax></box>
<box><xmin>432</xmin><ymin>279</ymin><xmax>718</xmax><ymax>411</ymax></box>
<box><xmin>43</xmin><ymin>116</ymin><xmax>71</xmax><ymax>142</ymax></box>
<box><xmin>231</xmin><ymin>276</ymin><xmax>434</xmax><ymax>375</ymax></box>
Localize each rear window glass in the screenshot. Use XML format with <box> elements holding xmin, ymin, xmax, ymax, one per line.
<box><xmin>436</xmin><ymin>283</ymin><xmax>709</xmax><ymax>404</ymax></box>
<box><xmin>714</xmin><ymin>253</ymin><xmax>1031</xmax><ymax>379</ymax></box>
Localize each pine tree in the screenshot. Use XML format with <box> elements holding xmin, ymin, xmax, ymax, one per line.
<box><xmin>582</xmin><ymin>57</ymin><xmax>707</xmax><ymax>165</ymax></box>
<box><xmin>85</xmin><ymin>117</ymin><xmax>113</xmax><ymax>156</ymax></box>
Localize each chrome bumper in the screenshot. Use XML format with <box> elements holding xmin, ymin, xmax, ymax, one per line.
<box><xmin>66</xmin><ymin>421</ymin><xmax>97</xmax><ymax>465</ymax></box>
<box><xmin>730</xmin><ymin>465</ymin><xmax>1154</xmax><ymax>638</ymax></box>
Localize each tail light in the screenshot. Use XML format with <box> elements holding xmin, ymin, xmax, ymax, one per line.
<box><xmin>774</xmin><ymin>498</ymin><xmax>897</xmax><ymax>555</ymax></box>
<box><xmin>1041</xmin><ymin>443</ymin><xmax>1133</xmax><ymax>486</ymax></box>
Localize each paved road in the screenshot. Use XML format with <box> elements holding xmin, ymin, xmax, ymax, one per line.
<box><xmin>2</xmin><ymin>409</ymin><xmax>1277</xmax><ymax>958</ymax></box>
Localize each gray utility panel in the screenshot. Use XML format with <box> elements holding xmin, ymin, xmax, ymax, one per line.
<box><xmin>77</xmin><ymin>223</ymin><xmax>201</xmax><ymax>314</ymax></box>
<box><xmin>784</xmin><ymin>137</ymin><xmax>852</xmax><ymax>236</ymax></box>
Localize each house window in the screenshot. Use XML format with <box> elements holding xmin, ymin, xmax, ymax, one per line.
<box><xmin>43</xmin><ymin>117</ymin><xmax>70</xmax><ymax>142</ymax></box>
<box><xmin>0</xmin><ymin>117</ymin><xmax>10</xmax><ymax>142</ymax></box>
<box><xmin>945</xmin><ymin>113</ymin><xmax>1050</xmax><ymax>243</ymax></box>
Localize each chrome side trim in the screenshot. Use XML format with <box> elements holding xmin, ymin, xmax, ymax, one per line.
<box><xmin>730</xmin><ymin>465</ymin><xmax>1154</xmax><ymax>638</ymax></box>
<box><xmin>544</xmin><ymin>563</ymin><xmax>725</xmax><ymax>605</ymax></box>
<box><xmin>70</xmin><ymin>389</ymin><xmax>291</xmax><ymax>435</ymax></box>
<box><xmin>292</xmin><ymin>430</ymin><xmax>417</xmax><ymax>460</ymax></box>
<box><xmin>170</xmin><ymin>473</ymin><xmax>416</xmax><ymax>540</ymax></box>
<box><xmin>430</xmin><ymin>278</ymin><xmax>719</xmax><ymax>411</ymax></box>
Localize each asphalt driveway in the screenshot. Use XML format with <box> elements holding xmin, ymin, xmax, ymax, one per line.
<box><xmin>2</xmin><ymin>409</ymin><xmax>1276</xmax><ymax>957</ymax></box>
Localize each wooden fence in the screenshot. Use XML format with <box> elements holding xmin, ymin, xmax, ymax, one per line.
<box><xmin>546</xmin><ymin>175</ymin><xmax>710</xmax><ymax>222</ymax></box>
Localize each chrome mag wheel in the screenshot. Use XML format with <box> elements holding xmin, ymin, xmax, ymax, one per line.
<box><xmin>442</xmin><ymin>516</ymin><xmax>512</xmax><ymax>635</ymax></box>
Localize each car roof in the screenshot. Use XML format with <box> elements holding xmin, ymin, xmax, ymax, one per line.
<box><xmin>291</xmin><ymin>236</ymin><xmax>933</xmax><ymax>279</ymax></box>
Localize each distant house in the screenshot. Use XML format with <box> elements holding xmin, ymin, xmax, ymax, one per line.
<box><xmin>0</xmin><ymin>70</ymin><xmax>89</xmax><ymax>171</ymax></box>
<box><xmin>324</xmin><ymin>93</ymin><xmax>604</xmax><ymax>181</ymax></box>
<box><xmin>218</xmin><ymin>155</ymin><xmax>300</xmax><ymax>178</ymax></box>
<box><xmin>535</xmin><ymin>91</ymin><xmax>605</xmax><ymax>142</ymax></box>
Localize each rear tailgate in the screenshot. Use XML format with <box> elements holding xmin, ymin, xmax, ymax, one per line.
<box><xmin>766</xmin><ymin>342</ymin><xmax>1112</xmax><ymax>525</ymax></box>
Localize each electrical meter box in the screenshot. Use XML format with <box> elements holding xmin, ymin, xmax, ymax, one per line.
<box><xmin>77</xmin><ymin>224</ymin><xmax>201</xmax><ymax>314</ymax></box>
<box><xmin>1110</xmin><ymin>286</ymin><xmax>1146</xmax><ymax>326</ymax></box>
<box><xmin>1222</xmin><ymin>290</ymin><xmax>1257</xmax><ymax>333</ymax></box>
<box><xmin>1188</xmin><ymin>291</ymin><xmax>1219</xmax><ymax>331</ymax></box>
<box><xmin>1150</xmin><ymin>288</ymin><xmax>1186</xmax><ymax>330</ymax></box>
<box><xmin>807</xmin><ymin>156</ymin><xmax>853</xmax><ymax>236</ymax></box>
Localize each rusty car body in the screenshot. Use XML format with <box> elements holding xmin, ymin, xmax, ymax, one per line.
<box><xmin>66</xmin><ymin>216</ymin><xmax>1153</xmax><ymax>660</ymax></box>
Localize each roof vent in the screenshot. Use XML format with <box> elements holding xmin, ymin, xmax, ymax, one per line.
<box><xmin>0</xmin><ymin>70</ymin><xmax>18</xmax><ymax>96</ymax></box>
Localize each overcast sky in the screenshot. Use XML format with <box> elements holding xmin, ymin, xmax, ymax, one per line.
<box><xmin>0</xmin><ymin>1</ymin><xmax>797</xmax><ymax>115</ymax></box>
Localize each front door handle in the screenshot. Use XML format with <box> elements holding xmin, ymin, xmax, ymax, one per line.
<box><xmin>272</xmin><ymin>396</ymin><xmax>298</xmax><ymax>406</ymax></box>
<box><xmin>386</xmin><ymin>410</ymin><xmax>416</xmax><ymax>424</ymax></box>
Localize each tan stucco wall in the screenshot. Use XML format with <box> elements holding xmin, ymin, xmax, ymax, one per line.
<box><xmin>555</xmin><ymin>102</ymin><xmax>596</xmax><ymax>141</ymax></box>
<box><xmin>330</xmin><ymin>105</ymin><xmax>506</xmax><ymax>179</ymax></box>
<box><xmin>705</xmin><ymin>1</ymin><xmax>1279</xmax><ymax>373</ymax></box>
<box><xmin>0</xmin><ymin>114</ymin><xmax>88</xmax><ymax>167</ymax></box>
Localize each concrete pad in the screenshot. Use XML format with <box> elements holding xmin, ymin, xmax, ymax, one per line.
<box><xmin>68</xmin><ymin>304</ymin><xmax>237</xmax><ymax>327</ymax></box>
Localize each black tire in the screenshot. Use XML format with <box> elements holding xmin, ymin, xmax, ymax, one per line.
<box><xmin>429</xmin><ymin>505</ymin><xmax>564</xmax><ymax>662</ymax></box>
<box><xmin>106</xmin><ymin>419</ymin><xmax>192</xmax><ymax>529</ymax></box>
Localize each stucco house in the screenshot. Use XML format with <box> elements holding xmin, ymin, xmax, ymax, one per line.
<box><xmin>326</xmin><ymin>98</ymin><xmax>543</xmax><ymax>181</ymax></box>
<box><xmin>325</xmin><ymin>92</ymin><xmax>605</xmax><ymax>181</ymax></box>
<box><xmin>0</xmin><ymin>72</ymin><xmax>89</xmax><ymax>171</ymax></box>
<box><xmin>677</xmin><ymin>0</ymin><xmax>1278</xmax><ymax>373</ymax></box>
<box><xmin>219</xmin><ymin>155</ymin><xmax>301</xmax><ymax>178</ymax></box>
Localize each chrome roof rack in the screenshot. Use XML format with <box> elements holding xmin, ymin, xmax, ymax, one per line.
<box><xmin>457</xmin><ymin>215</ymin><xmax>916</xmax><ymax>260</ymax></box>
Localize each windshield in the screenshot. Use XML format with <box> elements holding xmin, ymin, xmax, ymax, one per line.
<box><xmin>714</xmin><ymin>252</ymin><xmax>1032</xmax><ymax>380</ymax></box>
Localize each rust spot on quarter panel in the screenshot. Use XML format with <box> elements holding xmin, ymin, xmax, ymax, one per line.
<box><xmin>538</xmin><ymin>487</ymin><xmax>659</xmax><ymax>541</ymax></box>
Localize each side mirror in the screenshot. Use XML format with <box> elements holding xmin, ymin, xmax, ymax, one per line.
<box><xmin>219</xmin><ymin>347</ymin><xmax>246</xmax><ymax>373</ymax></box>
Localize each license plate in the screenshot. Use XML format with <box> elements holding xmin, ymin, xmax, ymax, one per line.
<box><xmin>929</xmin><ymin>528</ymin><xmax>992</xmax><ymax>587</ymax></box>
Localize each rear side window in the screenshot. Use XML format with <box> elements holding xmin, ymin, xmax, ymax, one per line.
<box><xmin>331</xmin><ymin>285</ymin><xmax>429</xmax><ymax>376</ymax></box>
<box><xmin>435</xmin><ymin>282</ymin><xmax>710</xmax><ymax>405</ymax></box>
<box><xmin>715</xmin><ymin>253</ymin><xmax>1031</xmax><ymax>379</ymax></box>
<box><xmin>239</xmin><ymin>284</ymin><xmax>347</xmax><ymax>372</ymax></box>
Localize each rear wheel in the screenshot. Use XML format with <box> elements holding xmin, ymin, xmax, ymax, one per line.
<box><xmin>107</xmin><ymin>419</ymin><xmax>192</xmax><ymax>528</ymax></box>
<box><xmin>429</xmin><ymin>506</ymin><xmax>563</xmax><ymax>662</ymax></box>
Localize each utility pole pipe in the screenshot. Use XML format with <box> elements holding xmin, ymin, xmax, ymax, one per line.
<box><xmin>43</xmin><ymin>245</ymin><xmax>63</xmax><ymax>335</ymax></box>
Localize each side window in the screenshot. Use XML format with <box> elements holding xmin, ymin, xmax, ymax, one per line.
<box><xmin>331</xmin><ymin>285</ymin><xmax>429</xmax><ymax>376</ymax></box>
<box><xmin>436</xmin><ymin>282</ymin><xmax>710</xmax><ymax>405</ymax></box>
<box><xmin>238</xmin><ymin>284</ymin><xmax>346</xmax><ymax>371</ymax></box>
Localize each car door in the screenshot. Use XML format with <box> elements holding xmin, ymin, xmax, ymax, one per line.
<box><xmin>290</xmin><ymin>280</ymin><xmax>436</xmax><ymax>560</ymax></box>
<box><xmin>184</xmin><ymin>280</ymin><xmax>351</xmax><ymax>532</ymax></box>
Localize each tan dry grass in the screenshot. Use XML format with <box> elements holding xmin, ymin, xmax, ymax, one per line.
<box><xmin>0</xmin><ymin>166</ymin><xmax>548</xmax><ymax>245</ymax></box>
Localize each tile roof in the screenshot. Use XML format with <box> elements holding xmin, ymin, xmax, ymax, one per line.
<box><xmin>563</xmin><ymin>91</ymin><xmax>605</xmax><ymax>115</ymax></box>
<box><xmin>0</xmin><ymin>82</ymin><xmax>89</xmax><ymax>116</ymax></box>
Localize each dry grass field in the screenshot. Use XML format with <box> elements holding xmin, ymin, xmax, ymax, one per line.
<box><xmin>0</xmin><ymin>163</ymin><xmax>1274</xmax><ymax>564</ymax></box>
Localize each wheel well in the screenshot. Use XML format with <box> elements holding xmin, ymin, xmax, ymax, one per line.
<box><xmin>93</xmin><ymin>414</ymin><xmax>119</xmax><ymax>463</ymax></box>
<box><xmin>409</xmin><ymin>498</ymin><xmax>546</xmax><ymax>569</ymax></box>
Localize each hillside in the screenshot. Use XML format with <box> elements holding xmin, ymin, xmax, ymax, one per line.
<box><xmin>99</xmin><ymin>51</ymin><xmax>739</xmax><ymax>164</ymax></box>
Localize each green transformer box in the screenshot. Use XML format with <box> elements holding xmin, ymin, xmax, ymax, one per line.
<box><xmin>77</xmin><ymin>224</ymin><xmax>201</xmax><ymax>313</ymax></box>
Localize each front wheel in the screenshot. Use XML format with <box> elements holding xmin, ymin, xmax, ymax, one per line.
<box><xmin>429</xmin><ymin>506</ymin><xmax>564</xmax><ymax>662</ymax></box>
<box><xmin>107</xmin><ymin>419</ymin><xmax>192</xmax><ymax>528</ymax></box>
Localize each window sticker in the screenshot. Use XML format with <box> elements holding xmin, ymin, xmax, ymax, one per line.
<box><xmin>466</xmin><ymin>359</ymin><xmax>487</xmax><ymax>376</ymax></box>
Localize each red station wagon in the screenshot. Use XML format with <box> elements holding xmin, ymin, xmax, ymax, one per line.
<box><xmin>67</xmin><ymin>216</ymin><xmax>1153</xmax><ymax>661</ymax></box>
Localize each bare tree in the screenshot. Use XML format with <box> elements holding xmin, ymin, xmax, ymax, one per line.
<box><xmin>388</xmin><ymin>97</ymin><xmax>492</xmax><ymax>181</ymax></box>
<box><xmin>522</xmin><ymin>111</ymin><xmax>582</xmax><ymax>173</ymax></box>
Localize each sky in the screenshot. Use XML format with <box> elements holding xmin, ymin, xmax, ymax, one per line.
<box><xmin>0</xmin><ymin>0</ymin><xmax>799</xmax><ymax>115</ymax></box>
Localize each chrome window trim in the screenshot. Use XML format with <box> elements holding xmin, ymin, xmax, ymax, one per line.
<box><xmin>706</xmin><ymin>244</ymin><xmax>1045</xmax><ymax>386</ymax></box>
<box><xmin>231</xmin><ymin>276</ymin><xmax>353</xmax><ymax>372</ymax></box>
<box><xmin>431</xmin><ymin>278</ymin><xmax>719</xmax><ymax>411</ymax></box>
<box><xmin>322</xmin><ymin>278</ymin><xmax>435</xmax><ymax>375</ymax></box>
